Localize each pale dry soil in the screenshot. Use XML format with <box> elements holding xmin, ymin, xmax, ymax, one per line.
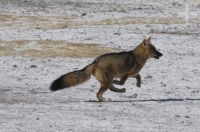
<box><xmin>0</xmin><ymin>0</ymin><xmax>200</xmax><ymax>132</ymax></box>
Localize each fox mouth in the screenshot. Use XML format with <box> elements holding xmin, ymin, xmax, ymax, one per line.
<box><xmin>154</xmin><ymin>55</ymin><xmax>161</xmax><ymax>59</ymax></box>
<box><xmin>154</xmin><ymin>52</ymin><xmax>163</xmax><ymax>59</ymax></box>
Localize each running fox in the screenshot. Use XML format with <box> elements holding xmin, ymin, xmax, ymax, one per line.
<box><xmin>50</xmin><ymin>36</ymin><xmax>163</xmax><ymax>102</ymax></box>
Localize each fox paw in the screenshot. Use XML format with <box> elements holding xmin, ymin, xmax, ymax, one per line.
<box><xmin>121</xmin><ymin>88</ymin><xmax>126</xmax><ymax>93</ymax></box>
<box><xmin>113</xmin><ymin>80</ymin><xmax>121</xmax><ymax>85</ymax></box>
<box><xmin>136</xmin><ymin>83</ymin><xmax>141</xmax><ymax>87</ymax></box>
<box><xmin>99</xmin><ymin>98</ymin><xmax>112</xmax><ymax>102</ymax></box>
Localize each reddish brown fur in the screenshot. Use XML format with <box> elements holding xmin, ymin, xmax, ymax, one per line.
<box><xmin>50</xmin><ymin>37</ymin><xmax>163</xmax><ymax>102</ymax></box>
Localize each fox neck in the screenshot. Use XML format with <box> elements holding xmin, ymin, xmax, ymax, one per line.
<box><xmin>131</xmin><ymin>45</ymin><xmax>149</xmax><ymax>66</ymax></box>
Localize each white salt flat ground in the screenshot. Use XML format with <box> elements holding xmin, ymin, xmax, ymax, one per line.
<box><xmin>0</xmin><ymin>0</ymin><xmax>200</xmax><ymax>131</ymax></box>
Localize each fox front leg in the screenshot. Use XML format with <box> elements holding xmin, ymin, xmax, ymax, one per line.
<box><xmin>112</xmin><ymin>75</ymin><xmax>128</xmax><ymax>85</ymax></box>
<box><xmin>135</xmin><ymin>74</ymin><xmax>141</xmax><ymax>87</ymax></box>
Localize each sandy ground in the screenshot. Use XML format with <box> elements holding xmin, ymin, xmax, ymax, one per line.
<box><xmin>0</xmin><ymin>0</ymin><xmax>200</xmax><ymax>132</ymax></box>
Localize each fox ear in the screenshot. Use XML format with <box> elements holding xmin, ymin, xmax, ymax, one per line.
<box><xmin>143</xmin><ymin>39</ymin><xmax>148</xmax><ymax>47</ymax></box>
<box><xmin>143</xmin><ymin>36</ymin><xmax>151</xmax><ymax>46</ymax></box>
<box><xmin>146</xmin><ymin>36</ymin><xmax>151</xmax><ymax>43</ymax></box>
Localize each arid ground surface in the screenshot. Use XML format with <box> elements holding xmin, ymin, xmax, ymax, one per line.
<box><xmin>0</xmin><ymin>0</ymin><xmax>200</xmax><ymax>131</ymax></box>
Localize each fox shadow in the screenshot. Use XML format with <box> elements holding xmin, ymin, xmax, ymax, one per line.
<box><xmin>86</xmin><ymin>98</ymin><xmax>200</xmax><ymax>103</ymax></box>
<box><xmin>132</xmin><ymin>98</ymin><xmax>200</xmax><ymax>102</ymax></box>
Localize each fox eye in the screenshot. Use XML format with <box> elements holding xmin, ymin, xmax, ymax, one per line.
<box><xmin>151</xmin><ymin>46</ymin><xmax>157</xmax><ymax>51</ymax></box>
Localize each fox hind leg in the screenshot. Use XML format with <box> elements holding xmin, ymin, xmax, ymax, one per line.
<box><xmin>108</xmin><ymin>75</ymin><xmax>126</xmax><ymax>93</ymax></box>
<box><xmin>97</xmin><ymin>79</ymin><xmax>125</xmax><ymax>102</ymax></box>
<box><xmin>94</xmin><ymin>68</ymin><xmax>112</xmax><ymax>102</ymax></box>
<box><xmin>96</xmin><ymin>84</ymin><xmax>111</xmax><ymax>102</ymax></box>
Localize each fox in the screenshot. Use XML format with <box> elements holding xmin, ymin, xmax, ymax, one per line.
<box><xmin>50</xmin><ymin>36</ymin><xmax>163</xmax><ymax>102</ymax></box>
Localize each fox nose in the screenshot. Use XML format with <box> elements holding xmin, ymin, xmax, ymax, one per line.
<box><xmin>157</xmin><ymin>49</ymin><xmax>163</xmax><ymax>56</ymax></box>
<box><xmin>156</xmin><ymin>50</ymin><xmax>163</xmax><ymax>56</ymax></box>
<box><xmin>154</xmin><ymin>51</ymin><xmax>163</xmax><ymax>59</ymax></box>
<box><xmin>159</xmin><ymin>52</ymin><xmax>163</xmax><ymax>57</ymax></box>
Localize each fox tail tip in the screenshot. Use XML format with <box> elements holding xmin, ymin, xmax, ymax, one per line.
<box><xmin>49</xmin><ymin>84</ymin><xmax>58</xmax><ymax>91</ymax></box>
<box><xmin>49</xmin><ymin>76</ymin><xmax>66</xmax><ymax>91</ymax></box>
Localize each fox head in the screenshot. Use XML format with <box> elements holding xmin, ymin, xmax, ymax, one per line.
<box><xmin>137</xmin><ymin>36</ymin><xmax>163</xmax><ymax>59</ymax></box>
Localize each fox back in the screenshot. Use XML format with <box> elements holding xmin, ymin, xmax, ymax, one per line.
<box><xmin>50</xmin><ymin>36</ymin><xmax>163</xmax><ymax>102</ymax></box>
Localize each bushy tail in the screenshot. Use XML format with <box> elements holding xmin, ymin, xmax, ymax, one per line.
<box><xmin>50</xmin><ymin>63</ymin><xmax>95</xmax><ymax>91</ymax></box>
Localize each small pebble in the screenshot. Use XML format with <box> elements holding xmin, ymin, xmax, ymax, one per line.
<box><xmin>30</xmin><ymin>65</ymin><xmax>37</xmax><ymax>68</ymax></box>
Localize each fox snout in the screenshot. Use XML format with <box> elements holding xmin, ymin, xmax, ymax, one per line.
<box><xmin>154</xmin><ymin>50</ymin><xmax>163</xmax><ymax>59</ymax></box>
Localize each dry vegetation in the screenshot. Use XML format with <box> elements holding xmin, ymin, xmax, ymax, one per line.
<box><xmin>1</xmin><ymin>14</ymin><xmax>199</xmax><ymax>30</ymax></box>
<box><xmin>0</xmin><ymin>40</ymin><xmax>120</xmax><ymax>58</ymax></box>
<box><xmin>0</xmin><ymin>14</ymin><xmax>75</xmax><ymax>29</ymax></box>
<box><xmin>94</xmin><ymin>17</ymin><xmax>200</xmax><ymax>25</ymax></box>
<box><xmin>0</xmin><ymin>13</ymin><xmax>198</xmax><ymax>58</ymax></box>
